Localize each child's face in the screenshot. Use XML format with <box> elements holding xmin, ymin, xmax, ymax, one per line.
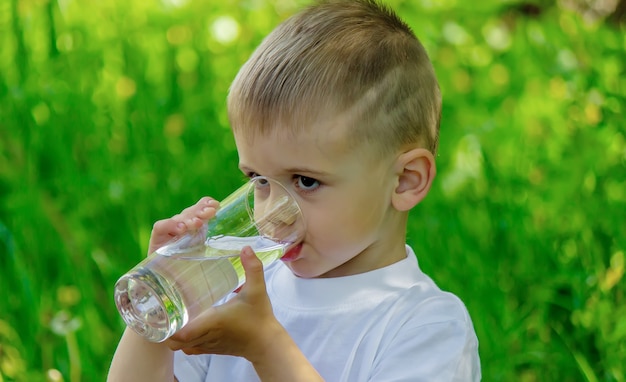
<box><xmin>234</xmin><ymin>120</ymin><xmax>409</xmax><ymax>278</ymax></box>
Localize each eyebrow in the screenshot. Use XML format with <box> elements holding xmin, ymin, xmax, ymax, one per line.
<box><xmin>239</xmin><ymin>165</ymin><xmax>331</xmax><ymax>177</ymax></box>
<box><xmin>284</xmin><ymin>167</ymin><xmax>331</xmax><ymax>177</ymax></box>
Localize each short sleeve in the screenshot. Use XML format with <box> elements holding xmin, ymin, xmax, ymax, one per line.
<box><xmin>370</xmin><ymin>319</ymin><xmax>481</xmax><ymax>382</ymax></box>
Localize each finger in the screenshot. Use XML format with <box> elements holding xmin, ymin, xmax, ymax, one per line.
<box><xmin>152</xmin><ymin>219</ymin><xmax>186</xmax><ymax>238</ymax></box>
<box><xmin>181</xmin><ymin>347</ymin><xmax>206</xmax><ymax>355</ymax></box>
<box><xmin>239</xmin><ymin>246</ymin><xmax>265</xmax><ymax>290</ymax></box>
<box><xmin>176</xmin><ymin>198</ymin><xmax>219</xmax><ymax>230</ymax></box>
<box><xmin>167</xmin><ymin>331</ymin><xmax>215</xmax><ymax>352</ymax></box>
<box><xmin>183</xmin><ymin>216</ymin><xmax>205</xmax><ymax>231</ymax></box>
<box><xmin>166</xmin><ymin>307</ymin><xmax>221</xmax><ymax>350</ymax></box>
<box><xmin>179</xmin><ymin>197</ymin><xmax>218</xmax><ymax>218</ymax></box>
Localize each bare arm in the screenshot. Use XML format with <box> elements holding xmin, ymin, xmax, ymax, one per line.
<box><xmin>167</xmin><ymin>247</ymin><xmax>324</xmax><ymax>382</ymax></box>
<box><xmin>248</xmin><ymin>319</ymin><xmax>324</xmax><ymax>381</ymax></box>
<box><xmin>107</xmin><ymin>328</ymin><xmax>175</xmax><ymax>382</ymax></box>
<box><xmin>239</xmin><ymin>248</ymin><xmax>324</xmax><ymax>381</ymax></box>
<box><xmin>107</xmin><ymin>197</ymin><xmax>217</xmax><ymax>381</ymax></box>
<box><xmin>108</xmin><ymin>197</ymin><xmax>323</xmax><ymax>381</ymax></box>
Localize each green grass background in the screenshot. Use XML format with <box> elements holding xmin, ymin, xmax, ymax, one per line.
<box><xmin>0</xmin><ymin>0</ymin><xmax>624</xmax><ymax>380</ymax></box>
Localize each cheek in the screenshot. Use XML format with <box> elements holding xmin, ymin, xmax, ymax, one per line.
<box><xmin>307</xmin><ymin>197</ymin><xmax>380</xmax><ymax>241</ymax></box>
<box><xmin>349</xmin><ymin>204</ymin><xmax>384</xmax><ymax>237</ymax></box>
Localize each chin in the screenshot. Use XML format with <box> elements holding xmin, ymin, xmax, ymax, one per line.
<box><xmin>285</xmin><ymin>262</ymin><xmax>322</xmax><ymax>279</ymax></box>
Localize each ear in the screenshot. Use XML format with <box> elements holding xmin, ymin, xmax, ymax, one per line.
<box><xmin>391</xmin><ymin>148</ymin><xmax>436</xmax><ymax>212</ymax></box>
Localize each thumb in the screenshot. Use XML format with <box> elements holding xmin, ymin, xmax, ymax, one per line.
<box><xmin>240</xmin><ymin>246</ymin><xmax>265</xmax><ymax>289</ymax></box>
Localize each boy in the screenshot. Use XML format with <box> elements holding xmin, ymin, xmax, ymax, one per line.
<box><xmin>108</xmin><ymin>0</ymin><xmax>481</xmax><ymax>380</ymax></box>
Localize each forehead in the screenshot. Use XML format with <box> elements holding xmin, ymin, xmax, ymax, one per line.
<box><xmin>233</xmin><ymin>119</ymin><xmax>367</xmax><ymax>176</ymax></box>
<box><xmin>234</xmin><ymin>94</ymin><xmax>375</xmax><ymax>150</ymax></box>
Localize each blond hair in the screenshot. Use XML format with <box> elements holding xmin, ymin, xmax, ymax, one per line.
<box><xmin>228</xmin><ymin>0</ymin><xmax>441</xmax><ymax>156</ymax></box>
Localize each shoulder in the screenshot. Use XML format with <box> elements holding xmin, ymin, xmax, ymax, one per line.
<box><xmin>391</xmin><ymin>253</ymin><xmax>476</xmax><ymax>340</ymax></box>
<box><xmin>373</xmin><ymin>278</ymin><xmax>481</xmax><ymax>380</ymax></box>
<box><xmin>399</xmin><ymin>246</ymin><xmax>473</xmax><ymax>326</ymax></box>
<box><xmin>373</xmin><ymin>250</ymin><xmax>481</xmax><ymax>380</ymax></box>
<box><xmin>404</xmin><ymin>286</ymin><xmax>472</xmax><ymax>326</ymax></box>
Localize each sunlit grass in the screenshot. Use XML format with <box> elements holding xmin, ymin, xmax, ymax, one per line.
<box><xmin>1</xmin><ymin>0</ymin><xmax>624</xmax><ymax>380</ymax></box>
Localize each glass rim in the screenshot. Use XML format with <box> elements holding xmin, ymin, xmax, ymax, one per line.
<box><xmin>245</xmin><ymin>175</ymin><xmax>306</xmax><ymax>242</ymax></box>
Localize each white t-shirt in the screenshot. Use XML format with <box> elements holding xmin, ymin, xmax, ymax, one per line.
<box><xmin>174</xmin><ymin>246</ymin><xmax>481</xmax><ymax>381</ymax></box>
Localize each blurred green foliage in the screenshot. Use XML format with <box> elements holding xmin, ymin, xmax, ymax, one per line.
<box><xmin>0</xmin><ymin>0</ymin><xmax>624</xmax><ymax>380</ymax></box>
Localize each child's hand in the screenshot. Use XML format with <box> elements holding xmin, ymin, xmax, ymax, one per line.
<box><xmin>148</xmin><ymin>197</ymin><xmax>219</xmax><ymax>255</ymax></box>
<box><xmin>165</xmin><ymin>246</ymin><xmax>280</xmax><ymax>362</ymax></box>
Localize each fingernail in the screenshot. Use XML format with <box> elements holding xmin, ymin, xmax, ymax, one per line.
<box><xmin>177</xmin><ymin>222</ymin><xmax>185</xmax><ymax>230</ymax></box>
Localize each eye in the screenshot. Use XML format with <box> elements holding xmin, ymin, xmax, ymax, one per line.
<box><xmin>244</xmin><ymin>171</ymin><xmax>259</xmax><ymax>179</ymax></box>
<box><xmin>250</xmin><ymin>174</ymin><xmax>270</xmax><ymax>188</ymax></box>
<box><xmin>295</xmin><ymin>176</ymin><xmax>320</xmax><ymax>192</ymax></box>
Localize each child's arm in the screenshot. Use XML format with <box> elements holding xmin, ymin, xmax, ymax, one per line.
<box><xmin>167</xmin><ymin>246</ymin><xmax>324</xmax><ymax>381</ymax></box>
<box><xmin>108</xmin><ymin>196</ymin><xmax>323</xmax><ymax>381</ymax></box>
<box><xmin>107</xmin><ymin>197</ymin><xmax>218</xmax><ymax>381</ymax></box>
<box><xmin>107</xmin><ymin>329</ymin><xmax>175</xmax><ymax>382</ymax></box>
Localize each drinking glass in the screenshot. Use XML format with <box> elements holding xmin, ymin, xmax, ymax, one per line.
<box><xmin>113</xmin><ymin>176</ymin><xmax>305</xmax><ymax>342</ymax></box>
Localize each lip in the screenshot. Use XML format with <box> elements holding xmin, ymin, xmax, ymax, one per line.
<box><xmin>281</xmin><ymin>243</ymin><xmax>303</xmax><ymax>262</ymax></box>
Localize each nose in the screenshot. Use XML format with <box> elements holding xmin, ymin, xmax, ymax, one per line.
<box><xmin>264</xmin><ymin>194</ymin><xmax>298</xmax><ymax>224</ymax></box>
<box><xmin>254</xmin><ymin>189</ymin><xmax>301</xmax><ymax>241</ymax></box>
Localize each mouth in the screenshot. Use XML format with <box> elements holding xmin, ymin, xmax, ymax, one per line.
<box><xmin>281</xmin><ymin>242</ymin><xmax>303</xmax><ymax>262</ymax></box>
